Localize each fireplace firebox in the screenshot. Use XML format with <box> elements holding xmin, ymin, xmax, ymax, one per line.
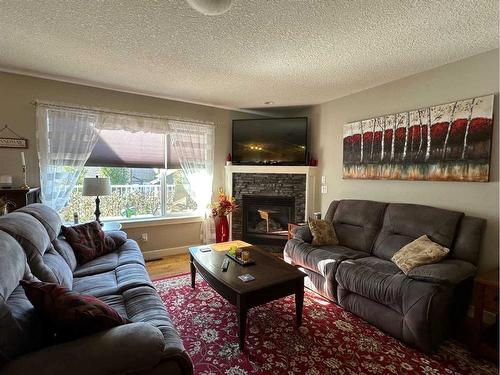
<box><xmin>242</xmin><ymin>195</ymin><xmax>295</xmax><ymax>246</ymax></box>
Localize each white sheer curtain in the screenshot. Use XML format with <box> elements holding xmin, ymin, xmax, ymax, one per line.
<box><xmin>36</xmin><ymin>106</ymin><xmax>101</xmax><ymax>211</ymax></box>
<box><xmin>169</xmin><ymin>120</ymin><xmax>215</xmax><ymax>244</ymax></box>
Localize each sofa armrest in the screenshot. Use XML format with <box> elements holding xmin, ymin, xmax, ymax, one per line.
<box><xmin>0</xmin><ymin>323</ymin><xmax>189</xmax><ymax>375</ymax></box>
<box><xmin>292</xmin><ymin>225</ymin><xmax>312</xmax><ymax>243</ymax></box>
<box><xmin>407</xmin><ymin>259</ymin><xmax>477</xmax><ymax>285</ymax></box>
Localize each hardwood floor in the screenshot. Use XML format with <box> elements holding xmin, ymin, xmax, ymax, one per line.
<box><xmin>146</xmin><ymin>253</ymin><xmax>190</xmax><ymax>280</ymax></box>
<box><xmin>145</xmin><ymin>247</ymin><xmax>284</xmax><ymax>280</ymax></box>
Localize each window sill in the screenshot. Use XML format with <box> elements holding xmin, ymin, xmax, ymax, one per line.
<box><xmin>119</xmin><ymin>215</ymin><xmax>204</xmax><ymax>229</ymax></box>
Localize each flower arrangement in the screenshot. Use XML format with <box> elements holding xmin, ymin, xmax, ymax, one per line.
<box><xmin>211</xmin><ymin>188</ymin><xmax>237</xmax><ymax>217</ymax></box>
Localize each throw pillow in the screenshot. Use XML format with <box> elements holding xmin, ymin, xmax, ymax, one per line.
<box><xmin>61</xmin><ymin>221</ymin><xmax>116</xmax><ymax>264</ymax></box>
<box><xmin>308</xmin><ymin>219</ymin><xmax>339</xmax><ymax>246</ymax></box>
<box><xmin>391</xmin><ymin>235</ymin><xmax>450</xmax><ymax>274</ymax></box>
<box><xmin>20</xmin><ymin>280</ymin><xmax>128</xmax><ymax>340</ymax></box>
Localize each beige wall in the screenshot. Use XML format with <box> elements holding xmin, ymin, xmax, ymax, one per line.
<box><xmin>310</xmin><ymin>49</ymin><xmax>499</xmax><ymax>272</ymax></box>
<box><xmin>0</xmin><ymin>71</ymin><xmax>254</xmax><ymax>255</ymax></box>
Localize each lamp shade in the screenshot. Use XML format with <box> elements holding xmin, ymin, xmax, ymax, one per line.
<box><xmin>82</xmin><ymin>177</ymin><xmax>111</xmax><ymax>197</ymax></box>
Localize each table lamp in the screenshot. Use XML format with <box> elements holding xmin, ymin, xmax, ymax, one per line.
<box><xmin>82</xmin><ymin>176</ymin><xmax>111</xmax><ymax>224</ymax></box>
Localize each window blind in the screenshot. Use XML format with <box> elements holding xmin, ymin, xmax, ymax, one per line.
<box><xmin>86</xmin><ymin>129</ymin><xmax>166</xmax><ymax>168</ymax></box>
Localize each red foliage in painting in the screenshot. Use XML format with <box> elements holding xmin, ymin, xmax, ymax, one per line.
<box><xmin>395</xmin><ymin>127</ymin><xmax>406</xmax><ymax>140</ymax></box>
<box><xmin>409</xmin><ymin>125</ymin><xmax>421</xmax><ymax>144</ymax></box>
<box><xmin>363</xmin><ymin>132</ymin><xmax>374</xmax><ymax>143</ymax></box>
<box><xmin>384</xmin><ymin>128</ymin><xmax>393</xmax><ymax>141</ymax></box>
<box><xmin>431</xmin><ymin>122</ymin><xmax>449</xmax><ymax>142</ymax></box>
<box><xmin>449</xmin><ymin>119</ymin><xmax>467</xmax><ymax>145</ymax></box>
<box><xmin>343</xmin><ymin>136</ymin><xmax>352</xmax><ymax>147</ymax></box>
<box><xmin>468</xmin><ymin>117</ymin><xmax>492</xmax><ymax>142</ymax></box>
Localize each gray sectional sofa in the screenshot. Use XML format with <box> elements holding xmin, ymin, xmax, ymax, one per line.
<box><xmin>0</xmin><ymin>204</ymin><xmax>193</xmax><ymax>375</ymax></box>
<box><xmin>284</xmin><ymin>199</ymin><xmax>485</xmax><ymax>352</ymax></box>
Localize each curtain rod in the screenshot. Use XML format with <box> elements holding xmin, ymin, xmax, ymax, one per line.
<box><xmin>30</xmin><ymin>100</ymin><xmax>215</xmax><ymax>127</ymax></box>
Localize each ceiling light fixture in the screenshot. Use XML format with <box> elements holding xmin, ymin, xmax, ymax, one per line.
<box><xmin>186</xmin><ymin>0</ymin><xmax>232</xmax><ymax>16</ymax></box>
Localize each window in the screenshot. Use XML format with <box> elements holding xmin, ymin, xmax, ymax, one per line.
<box><xmin>36</xmin><ymin>104</ymin><xmax>214</xmax><ymax>224</ymax></box>
<box><xmin>60</xmin><ymin>167</ymin><xmax>197</xmax><ymax>223</ymax></box>
<box><xmin>60</xmin><ymin>128</ymin><xmax>198</xmax><ymax>223</ymax></box>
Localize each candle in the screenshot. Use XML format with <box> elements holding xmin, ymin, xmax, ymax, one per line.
<box><xmin>21</xmin><ymin>152</ymin><xmax>25</xmax><ymax>166</ymax></box>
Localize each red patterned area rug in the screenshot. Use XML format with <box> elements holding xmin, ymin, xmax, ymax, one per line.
<box><xmin>153</xmin><ymin>274</ymin><xmax>496</xmax><ymax>375</ymax></box>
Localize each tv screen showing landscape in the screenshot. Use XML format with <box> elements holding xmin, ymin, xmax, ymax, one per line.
<box><xmin>232</xmin><ymin>117</ymin><xmax>308</xmax><ymax>165</ymax></box>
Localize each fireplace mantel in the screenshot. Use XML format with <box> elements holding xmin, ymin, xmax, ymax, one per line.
<box><xmin>224</xmin><ymin>165</ymin><xmax>318</xmax><ymax>241</ymax></box>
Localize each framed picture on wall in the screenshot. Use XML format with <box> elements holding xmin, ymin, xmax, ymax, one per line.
<box><xmin>342</xmin><ymin>94</ymin><xmax>494</xmax><ymax>182</ymax></box>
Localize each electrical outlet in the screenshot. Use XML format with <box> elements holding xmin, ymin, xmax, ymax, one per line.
<box><xmin>141</xmin><ymin>233</ymin><xmax>148</xmax><ymax>242</ymax></box>
<box><xmin>321</xmin><ymin>185</ymin><xmax>328</xmax><ymax>194</ymax></box>
<box><xmin>321</xmin><ymin>175</ymin><xmax>326</xmax><ymax>184</ymax></box>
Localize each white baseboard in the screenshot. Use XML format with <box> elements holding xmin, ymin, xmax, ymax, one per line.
<box><xmin>142</xmin><ymin>245</ymin><xmax>196</xmax><ymax>261</ymax></box>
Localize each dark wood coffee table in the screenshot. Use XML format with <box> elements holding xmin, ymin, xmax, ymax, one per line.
<box><xmin>189</xmin><ymin>242</ymin><xmax>305</xmax><ymax>350</ymax></box>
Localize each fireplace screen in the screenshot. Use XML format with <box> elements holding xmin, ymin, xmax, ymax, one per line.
<box><xmin>242</xmin><ymin>195</ymin><xmax>295</xmax><ymax>245</ymax></box>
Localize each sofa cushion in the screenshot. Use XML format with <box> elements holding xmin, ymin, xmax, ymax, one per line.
<box><xmin>373</xmin><ymin>203</ymin><xmax>463</xmax><ymax>261</ymax></box>
<box><xmin>291</xmin><ymin>225</ymin><xmax>313</xmax><ymax>243</ymax></box>
<box><xmin>0</xmin><ymin>212</ymin><xmax>70</xmax><ymax>287</ymax></box>
<box><xmin>72</xmin><ymin>263</ymin><xmax>153</xmax><ymax>298</ymax></box>
<box><xmin>283</xmin><ymin>239</ymin><xmax>367</xmax><ymax>279</ymax></box>
<box><xmin>52</xmin><ymin>237</ymin><xmax>78</xmax><ymax>272</ymax></box>
<box><xmin>17</xmin><ymin>204</ymin><xmax>62</xmax><ymax>241</ymax></box>
<box><xmin>21</xmin><ymin>280</ymin><xmax>128</xmax><ymax>340</ymax></box>
<box><xmin>100</xmin><ymin>285</ymin><xmax>179</xmax><ymax>341</ymax></box>
<box><xmin>62</xmin><ymin>222</ymin><xmax>115</xmax><ymax>265</ymax></box>
<box><xmin>326</xmin><ymin>200</ymin><xmax>387</xmax><ymax>253</ymax></box>
<box><xmin>73</xmin><ymin>240</ymin><xmax>145</xmax><ymax>278</ymax></box>
<box><xmin>336</xmin><ymin>258</ymin><xmax>406</xmax><ymax>311</ymax></box>
<box><xmin>451</xmin><ymin>216</ymin><xmax>486</xmax><ymax>265</ymax></box>
<box><xmin>308</xmin><ymin>219</ymin><xmax>338</xmax><ymax>246</ymax></box>
<box><xmin>0</xmin><ymin>231</ymin><xmax>45</xmax><ymax>366</ymax></box>
<box><xmin>42</xmin><ymin>246</ymin><xmax>73</xmax><ymax>289</ymax></box>
<box><xmin>392</xmin><ymin>235</ymin><xmax>450</xmax><ymax>274</ymax></box>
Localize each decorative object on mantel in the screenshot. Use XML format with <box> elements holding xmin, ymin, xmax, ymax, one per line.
<box><xmin>0</xmin><ymin>175</ymin><xmax>13</xmax><ymax>189</ymax></box>
<box><xmin>20</xmin><ymin>151</ymin><xmax>29</xmax><ymax>190</ymax></box>
<box><xmin>0</xmin><ymin>125</ymin><xmax>28</xmax><ymax>149</ymax></box>
<box><xmin>343</xmin><ymin>94</ymin><xmax>494</xmax><ymax>182</ymax></box>
<box><xmin>226</xmin><ymin>153</ymin><xmax>232</xmax><ymax>166</ymax></box>
<box><xmin>82</xmin><ymin>176</ymin><xmax>111</xmax><ymax>225</ymax></box>
<box><xmin>211</xmin><ymin>188</ymin><xmax>237</xmax><ymax>243</ymax></box>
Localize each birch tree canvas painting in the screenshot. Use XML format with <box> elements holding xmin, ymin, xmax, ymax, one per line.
<box><xmin>343</xmin><ymin>94</ymin><xmax>494</xmax><ymax>182</ymax></box>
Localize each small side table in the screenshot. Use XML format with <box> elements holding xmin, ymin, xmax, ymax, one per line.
<box><xmin>102</xmin><ymin>221</ymin><xmax>122</xmax><ymax>232</ymax></box>
<box><xmin>472</xmin><ymin>268</ymin><xmax>499</xmax><ymax>362</ymax></box>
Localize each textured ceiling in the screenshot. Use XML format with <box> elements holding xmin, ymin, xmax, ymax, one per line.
<box><xmin>0</xmin><ymin>0</ymin><xmax>498</xmax><ymax>110</ymax></box>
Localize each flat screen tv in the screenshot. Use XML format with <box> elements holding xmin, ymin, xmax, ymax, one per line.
<box><xmin>232</xmin><ymin>117</ymin><xmax>308</xmax><ymax>165</ymax></box>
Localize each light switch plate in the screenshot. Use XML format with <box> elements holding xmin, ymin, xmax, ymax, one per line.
<box><xmin>321</xmin><ymin>185</ymin><xmax>328</xmax><ymax>194</ymax></box>
<box><xmin>321</xmin><ymin>176</ymin><xmax>326</xmax><ymax>184</ymax></box>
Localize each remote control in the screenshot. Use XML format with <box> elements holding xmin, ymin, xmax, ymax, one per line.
<box><xmin>221</xmin><ymin>258</ymin><xmax>230</xmax><ymax>272</ymax></box>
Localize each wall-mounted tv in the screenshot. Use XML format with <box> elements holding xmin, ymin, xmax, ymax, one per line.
<box><xmin>232</xmin><ymin>117</ymin><xmax>308</xmax><ymax>165</ymax></box>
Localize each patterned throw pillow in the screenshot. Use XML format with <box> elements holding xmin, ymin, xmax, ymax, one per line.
<box><xmin>308</xmin><ymin>219</ymin><xmax>339</xmax><ymax>246</ymax></box>
<box><xmin>61</xmin><ymin>221</ymin><xmax>115</xmax><ymax>264</ymax></box>
<box><xmin>20</xmin><ymin>280</ymin><xmax>128</xmax><ymax>340</ymax></box>
<box><xmin>391</xmin><ymin>235</ymin><xmax>450</xmax><ymax>274</ymax></box>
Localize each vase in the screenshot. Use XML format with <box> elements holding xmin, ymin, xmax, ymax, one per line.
<box><xmin>215</xmin><ymin>215</ymin><xmax>229</xmax><ymax>243</ymax></box>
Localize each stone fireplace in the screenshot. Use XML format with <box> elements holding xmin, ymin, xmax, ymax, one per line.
<box><xmin>224</xmin><ymin>165</ymin><xmax>317</xmax><ymax>247</ymax></box>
